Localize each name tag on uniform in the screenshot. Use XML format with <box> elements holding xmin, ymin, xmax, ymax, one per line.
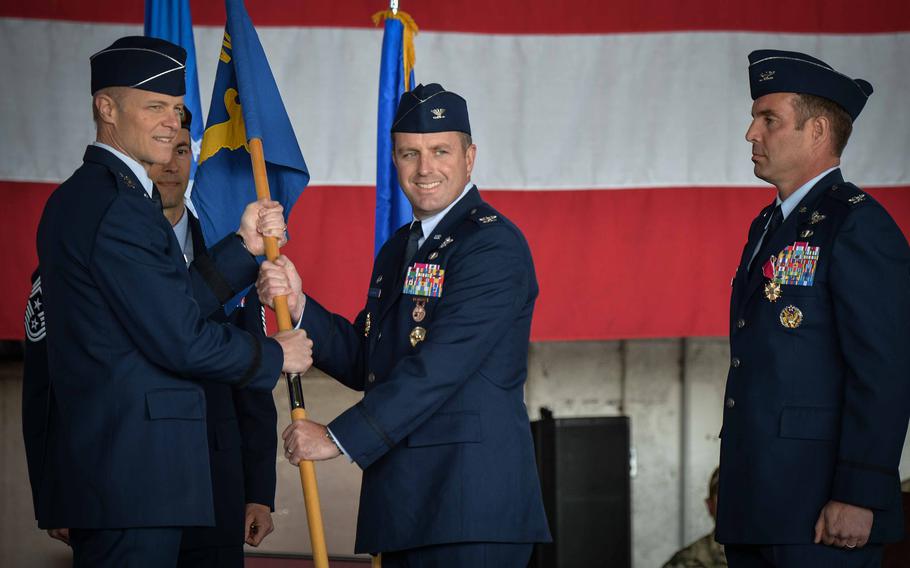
<box><xmin>769</xmin><ymin>241</ymin><xmax>820</xmax><ymax>286</ymax></box>
<box><xmin>368</xmin><ymin>287</ymin><xmax>382</xmax><ymax>299</ymax></box>
<box><xmin>403</xmin><ymin>263</ymin><xmax>445</xmax><ymax>298</ymax></box>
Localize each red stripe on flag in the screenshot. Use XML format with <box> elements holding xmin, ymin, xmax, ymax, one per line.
<box><xmin>3</xmin><ymin>0</ymin><xmax>908</xmax><ymax>34</ymax></box>
<box><xmin>3</xmin><ymin>181</ymin><xmax>909</xmax><ymax>341</ymax></box>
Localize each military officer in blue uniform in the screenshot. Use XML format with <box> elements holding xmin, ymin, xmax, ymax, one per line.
<box><xmin>33</xmin><ymin>36</ymin><xmax>312</xmax><ymax>566</ymax></box>
<box><xmin>257</xmin><ymin>83</ymin><xmax>551</xmax><ymax>566</ymax></box>
<box><xmin>150</xmin><ymin>108</ymin><xmax>278</xmax><ymax>565</ymax></box>
<box><xmin>716</xmin><ymin>50</ymin><xmax>910</xmax><ymax>567</ymax></box>
<box><xmin>23</xmin><ymin>109</ymin><xmax>281</xmax><ymax>563</ymax></box>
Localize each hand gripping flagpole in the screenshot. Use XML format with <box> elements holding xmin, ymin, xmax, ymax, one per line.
<box><xmin>249</xmin><ymin>138</ymin><xmax>330</xmax><ymax>568</ymax></box>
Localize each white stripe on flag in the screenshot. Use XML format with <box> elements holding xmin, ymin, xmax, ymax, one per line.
<box><xmin>1</xmin><ymin>18</ymin><xmax>908</xmax><ymax>189</ymax></box>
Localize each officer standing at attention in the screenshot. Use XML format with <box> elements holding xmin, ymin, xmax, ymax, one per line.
<box><xmin>34</xmin><ymin>36</ymin><xmax>312</xmax><ymax>566</ymax></box>
<box><xmin>257</xmin><ymin>83</ymin><xmax>551</xmax><ymax>566</ymax></box>
<box><xmin>716</xmin><ymin>50</ymin><xmax>910</xmax><ymax>567</ymax></box>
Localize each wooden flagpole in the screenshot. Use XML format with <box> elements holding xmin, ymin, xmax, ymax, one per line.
<box><xmin>249</xmin><ymin>137</ymin><xmax>330</xmax><ymax>568</ymax></box>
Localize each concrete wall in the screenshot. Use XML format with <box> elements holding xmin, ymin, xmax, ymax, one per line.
<box><xmin>3</xmin><ymin>340</ymin><xmax>910</xmax><ymax>567</ymax></box>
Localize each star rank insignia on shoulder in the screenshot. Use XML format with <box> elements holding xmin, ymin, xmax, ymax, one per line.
<box><xmin>117</xmin><ymin>171</ymin><xmax>137</xmax><ymax>189</ymax></box>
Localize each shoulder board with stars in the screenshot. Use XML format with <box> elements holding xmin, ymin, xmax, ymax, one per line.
<box><xmin>115</xmin><ymin>171</ymin><xmax>139</xmax><ymax>192</ymax></box>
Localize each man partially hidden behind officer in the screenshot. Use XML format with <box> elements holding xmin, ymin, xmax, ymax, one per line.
<box><xmin>717</xmin><ymin>50</ymin><xmax>910</xmax><ymax>567</ymax></box>
<box><xmin>257</xmin><ymin>83</ymin><xmax>551</xmax><ymax>566</ymax></box>
<box><xmin>663</xmin><ymin>468</ymin><xmax>727</xmax><ymax>568</ymax></box>
<box><xmin>149</xmin><ymin>109</ymin><xmax>279</xmax><ymax>564</ymax></box>
<box><xmin>29</xmin><ymin>36</ymin><xmax>313</xmax><ymax>567</ymax></box>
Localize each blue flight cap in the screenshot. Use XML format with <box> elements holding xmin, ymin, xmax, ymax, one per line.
<box><xmin>392</xmin><ymin>83</ymin><xmax>471</xmax><ymax>135</ymax></box>
<box><xmin>90</xmin><ymin>36</ymin><xmax>187</xmax><ymax>96</ymax></box>
<box><xmin>748</xmin><ymin>50</ymin><xmax>873</xmax><ymax>121</ymax></box>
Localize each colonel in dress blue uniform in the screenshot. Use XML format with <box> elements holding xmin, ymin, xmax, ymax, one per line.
<box><xmin>32</xmin><ymin>36</ymin><xmax>311</xmax><ymax>567</ymax></box>
<box><xmin>257</xmin><ymin>84</ymin><xmax>551</xmax><ymax>566</ymax></box>
<box><xmin>716</xmin><ymin>50</ymin><xmax>910</xmax><ymax>568</ymax></box>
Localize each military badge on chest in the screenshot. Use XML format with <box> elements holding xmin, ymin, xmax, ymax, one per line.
<box><xmin>412</xmin><ymin>298</ymin><xmax>427</xmax><ymax>322</ymax></box>
<box><xmin>762</xmin><ymin>240</ymin><xmax>820</xmax><ymax>297</ymax></box>
<box><xmin>760</xmin><ymin>208</ymin><xmax>825</xmax><ymax>328</ymax></box>
<box><xmin>757</xmin><ymin>208</ymin><xmax>830</xmax><ymax>329</ymax></box>
<box><xmin>403</xmin><ymin>263</ymin><xmax>445</xmax><ymax>346</ymax></box>
<box><xmin>779</xmin><ymin>305</ymin><xmax>803</xmax><ymax>329</ymax></box>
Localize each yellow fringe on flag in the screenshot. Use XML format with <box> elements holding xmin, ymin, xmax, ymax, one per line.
<box><xmin>371</xmin><ymin>9</ymin><xmax>419</xmax><ymax>91</ymax></box>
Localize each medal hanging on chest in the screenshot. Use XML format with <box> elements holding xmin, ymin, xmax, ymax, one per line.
<box><xmin>763</xmin><ymin>281</ymin><xmax>782</xmax><ymax>302</ymax></box>
<box><xmin>412</xmin><ymin>298</ymin><xmax>427</xmax><ymax>323</ymax></box>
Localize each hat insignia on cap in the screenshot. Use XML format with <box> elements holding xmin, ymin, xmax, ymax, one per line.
<box><xmin>431</xmin><ymin>108</ymin><xmax>446</xmax><ymax>120</ymax></box>
<box><xmin>759</xmin><ymin>70</ymin><xmax>775</xmax><ymax>82</ymax></box>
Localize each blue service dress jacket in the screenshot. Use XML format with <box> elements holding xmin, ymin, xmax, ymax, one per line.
<box><xmin>716</xmin><ymin>169</ymin><xmax>910</xmax><ymax>545</ymax></box>
<box><xmin>33</xmin><ymin>145</ymin><xmax>283</xmax><ymax>530</ymax></box>
<box><xmin>179</xmin><ymin>213</ymin><xmax>278</xmax><ymax>551</ymax></box>
<box><xmin>300</xmin><ymin>186</ymin><xmax>551</xmax><ymax>554</ymax></box>
<box><xmin>23</xmin><ymin>216</ymin><xmax>279</xmax><ymax>543</ymax></box>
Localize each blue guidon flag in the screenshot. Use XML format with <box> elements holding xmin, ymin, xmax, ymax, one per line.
<box><xmin>191</xmin><ymin>0</ymin><xmax>309</xmax><ymax>248</ymax></box>
<box><xmin>372</xmin><ymin>8</ymin><xmax>419</xmax><ymax>256</ymax></box>
<box><xmin>144</xmin><ymin>0</ymin><xmax>204</xmax><ymax>181</ymax></box>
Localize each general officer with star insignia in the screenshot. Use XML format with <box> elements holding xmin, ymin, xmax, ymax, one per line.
<box><xmin>257</xmin><ymin>83</ymin><xmax>551</xmax><ymax>566</ymax></box>
<box><xmin>716</xmin><ymin>50</ymin><xmax>910</xmax><ymax>568</ymax></box>
<box><xmin>23</xmin><ymin>108</ymin><xmax>280</xmax><ymax>564</ymax></box>
<box><xmin>32</xmin><ymin>36</ymin><xmax>313</xmax><ymax>567</ymax></box>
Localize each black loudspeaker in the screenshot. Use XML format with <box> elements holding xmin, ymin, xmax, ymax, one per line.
<box><xmin>530</xmin><ymin>410</ymin><xmax>632</xmax><ymax>568</ymax></box>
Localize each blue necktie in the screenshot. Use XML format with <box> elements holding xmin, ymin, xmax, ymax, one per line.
<box><xmin>402</xmin><ymin>220</ymin><xmax>423</xmax><ymax>274</ymax></box>
<box><xmin>750</xmin><ymin>205</ymin><xmax>783</xmax><ymax>274</ymax></box>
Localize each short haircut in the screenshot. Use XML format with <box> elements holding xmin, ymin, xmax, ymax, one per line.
<box><xmin>457</xmin><ymin>132</ymin><xmax>473</xmax><ymax>151</ymax></box>
<box><xmin>791</xmin><ymin>93</ymin><xmax>853</xmax><ymax>157</ymax></box>
<box><xmin>91</xmin><ymin>87</ymin><xmax>125</xmax><ymax>125</ymax></box>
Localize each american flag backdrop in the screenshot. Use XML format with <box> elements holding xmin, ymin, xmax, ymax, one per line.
<box><xmin>1</xmin><ymin>0</ymin><xmax>908</xmax><ymax>341</ymax></box>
